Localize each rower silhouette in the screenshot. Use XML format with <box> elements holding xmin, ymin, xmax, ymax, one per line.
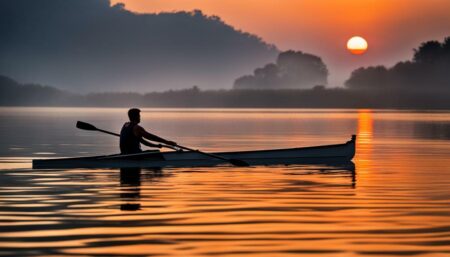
<box><xmin>120</xmin><ymin>108</ymin><xmax>177</xmax><ymax>154</ymax></box>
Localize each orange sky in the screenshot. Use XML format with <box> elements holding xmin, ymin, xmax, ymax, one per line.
<box><xmin>111</xmin><ymin>0</ymin><xmax>450</xmax><ymax>86</ymax></box>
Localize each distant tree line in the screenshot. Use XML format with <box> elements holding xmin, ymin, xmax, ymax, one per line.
<box><xmin>0</xmin><ymin>37</ymin><xmax>449</xmax><ymax>109</ymax></box>
<box><xmin>1</xmin><ymin>77</ymin><xmax>448</xmax><ymax>109</ymax></box>
<box><xmin>0</xmin><ymin>75</ymin><xmax>77</xmax><ymax>106</ymax></box>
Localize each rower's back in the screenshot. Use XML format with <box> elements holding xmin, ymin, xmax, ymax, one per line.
<box><xmin>120</xmin><ymin>122</ymin><xmax>141</xmax><ymax>154</ymax></box>
<box><xmin>120</xmin><ymin>108</ymin><xmax>142</xmax><ymax>154</ymax></box>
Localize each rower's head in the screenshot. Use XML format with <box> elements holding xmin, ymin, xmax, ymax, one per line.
<box><xmin>128</xmin><ymin>108</ymin><xmax>141</xmax><ymax>123</ymax></box>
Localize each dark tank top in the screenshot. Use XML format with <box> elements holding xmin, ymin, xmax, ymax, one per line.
<box><xmin>120</xmin><ymin>122</ymin><xmax>142</xmax><ymax>154</ymax></box>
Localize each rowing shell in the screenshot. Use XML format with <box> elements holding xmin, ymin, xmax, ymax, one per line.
<box><xmin>32</xmin><ymin>135</ymin><xmax>356</xmax><ymax>169</ymax></box>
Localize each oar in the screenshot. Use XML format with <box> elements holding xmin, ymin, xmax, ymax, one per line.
<box><xmin>76</xmin><ymin>121</ymin><xmax>120</xmax><ymax>136</ymax></box>
<box><xmin>76</xmin><ymin>121</ymin><xmax>178</xmax><ymax>151</ymax></box>
<box><xmin>174</xmin><ymin>145</ymin><xmax>250</xmax><ymax>167</ymax></box>
<box><xmin>76</xmin><ymin>121</ymin><xmax>249</xmax><ymax>167</ymax></box>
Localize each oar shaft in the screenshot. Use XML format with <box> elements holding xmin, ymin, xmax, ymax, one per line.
<box><xmin>97</xmin><ymin>128</ymin><xmax>120</xmax><ymax>137</ymax></box>
<box><xmin>175</xmin><ymin>145</ymin><xmax>230</xmax><ymax>162</ymax></box>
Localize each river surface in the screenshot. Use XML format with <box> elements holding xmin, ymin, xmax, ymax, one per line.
<box><xmin>0</xmin><ymin>107</ymin><xmax>449</xmax><ymax>257</ymax></box>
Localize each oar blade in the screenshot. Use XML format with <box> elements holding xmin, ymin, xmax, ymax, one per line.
<box><xmin>229</xmin><ymin>159</ymin><xmax>250</xmax><ymax>167</ymax></box>
<box><xmin>76</xmin><ymin>121</ymin><xmax>98</xmax><ymax>131</ymax></box>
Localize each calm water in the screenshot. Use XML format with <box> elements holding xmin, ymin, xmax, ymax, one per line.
<box><xmin>0</xmin><ymin>107</ymin><xmax>449</xmax><ymax>257</ymax></box>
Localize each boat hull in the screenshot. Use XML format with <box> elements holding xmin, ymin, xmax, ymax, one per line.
<box><xmin>32</xmin><ymin>135</ymin><xmax>356</xmax><ymax>169</ymax></box>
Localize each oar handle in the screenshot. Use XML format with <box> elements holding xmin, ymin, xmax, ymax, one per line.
<box><xmin>161</xmin><ymin>144</ymin><xmax>180</xmax><ymax>151</ymax></box>
<box><xmin>139</xmin><ymin>137</ymin><xmax>179</xmax><ymax>151</ymax></box>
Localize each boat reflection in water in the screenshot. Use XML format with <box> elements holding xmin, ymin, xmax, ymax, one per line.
<box><xmin>318</xmin><ymin>162</ymin><xmax>356</xmax><ymax>188</ymax></box>
<box><xmin>117</xmin><ymin>162</ymin><xmax>356</xmax><ymax>211</ymax></box>
<box><xmin>119</xmin><ymin>168</ymin><xmax>166</xmax><ymax>211</ymax></box>
<box><xmin>119</xmin><ymin>168</ymin><xmax>142</xmax><ymax>211</ymax></box>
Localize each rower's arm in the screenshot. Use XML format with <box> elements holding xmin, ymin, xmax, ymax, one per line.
<box><xmin>135</xmin><ymin>126</ymin><xmax>177</xmax><ymax>146</ymax></box>
<box><xmin>140</xmin><ymin>138</ymin><xmax>162</xmax><ymax>148</ymax></box>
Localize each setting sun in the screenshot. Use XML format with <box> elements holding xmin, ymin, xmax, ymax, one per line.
<box><xmin>347</xmin><ymin>36</ymin><xmax>368</xmax><ymax>55</ymax></box>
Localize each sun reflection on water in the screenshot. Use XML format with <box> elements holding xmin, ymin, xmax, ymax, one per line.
<box><xmin>355</xmin><ymin>109</ymin><xmax>373</xmax><ymax>174</ymax></box>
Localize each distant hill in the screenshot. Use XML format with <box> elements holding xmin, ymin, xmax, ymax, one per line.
<box><xmin>0</xmin><ymin>0</ymin><xmax>278</xmax><ymax>92</ymax></box>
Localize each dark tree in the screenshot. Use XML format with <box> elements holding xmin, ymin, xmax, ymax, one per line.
<box><xmin>234</xmin><ymin>51</ymin><xmax>328</xmax><ymax>89</ymax></box>
<box><xmin>346</xmin><ymin>37</ymin><xmax>450</xmax><ymax>93</ymax></box>
<box><xmin>413</xmin><ymin>40</ymin><xmax>443</xmax><ymax>64</ymax></box>
<box><xmin>276</xmin><ymin>51</ymin><xmax>328</xmax><ymax>88</ymax></box>
<box><xmin>345</xmin><ymin>66</ymin><xmax>389</xmax><ymax>90</ymax></box>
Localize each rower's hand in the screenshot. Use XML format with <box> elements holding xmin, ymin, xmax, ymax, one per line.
<box><xmin>165</xmin><ymin>140</ymin><xmax>177</xmax><ymax>146</ymax></box>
